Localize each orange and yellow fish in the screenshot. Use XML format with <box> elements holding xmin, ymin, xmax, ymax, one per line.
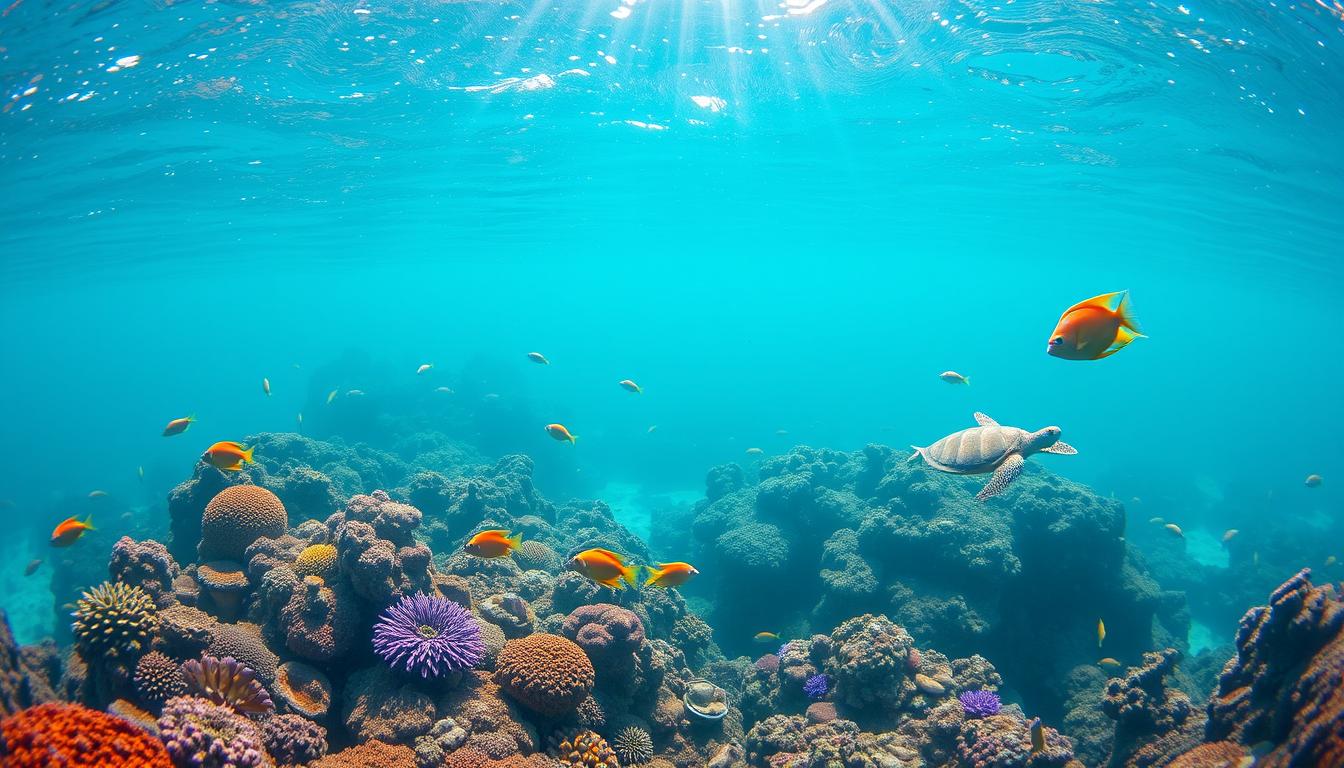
<box><xmin>618</xmin><ymin>379</ymin><xmax>642</xmax><ymax>394</ymax></box>
<box><xmin>1097</xmin><ymin>657</ymin><xmax>1121</xmax><ymax>669</ymax></box>
<box><xmin>754</xmin><ymin>632</ymin><xmax>781</xmax><ymax>643</ymax></box>
<box><xmin>567</xmin><ymin>548</ymin><xmax>638</xmax><ymax>589</ymax></box>
<box><xmin>545</xmin><ymin>424</ymin><xmax>577</xmax><ymax>444</ymax></box>
<box><xmin>1097</xmin><ymin>619</ymin><xmax>1106</xmax><ymax>648</ymax></box>
<box><xmin>1047</xmin><ymin>291</ymin><xmax>1145</xmax><ymax>360</ymax></box>
<box><xmin>50</xmin><ymin>515</ymin><xmax>94</xmax><ymax>547</ymax></box>
<box><xmin>204</xmin><ymin>441</ymin><xmax>255</xmax><ymax>472</ymax></box>
<box><xmin>464</xmin><ymin>529</ymin><xmax>523</xmax><ymax>559</ymax></box>
<box><xmin>644</xmin><ymin>562</ymin><xmax>699</xmax><ymax>588</ymax></box>
<box><xmin>1165</xmin><ymin>523</ymin><xmax>1184</xmax><ymax>539</ymax></box>
<box><xmin>162</xmin><ymin>415</ymin><xmax>196</xmax><ymax>436</ymax></box>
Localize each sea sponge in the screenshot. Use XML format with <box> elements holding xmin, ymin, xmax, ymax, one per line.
<box><xmin>279</xmin><ymin>575</ymin><xmax>358</xmax><ymax>662</ymax></box>
<box><xmin>134</xmin><ymin>651</ymin><xmax>187</xmax><ymax>707</ymax></box>
<box><xmin>273</xmin><ymin>660</ymin><xmax>332</xmax><ymax>719</ymax></box>
<box><xmin>343</xmin><ymin>491</ymin><xmax>422</xmax><ymax>547</ymax></box>
<box><xmin>262</xmin><ymin>712</ymin><xmax>328</xmax><ymax>766</ymax></box>
<box><xmin>0</xmin><ymin>702</ymin><xmax>172</xmax><ymax>767</ymax></box>
<box><xmin>613</xmin><ymin>724</ymin><xmax>655</xmax><ymax>765</ymax></box>
<box><xmin>207</xmin><ymin>622</ymin><xmax>279</xmax><ymax>685</ymax></box>
<box><xmin>552</xmin><ymin>729</ymin><xmax>619</xmax><ymax>768</ymax></box>
<box><xmin>157</xmin><ymin>695</ymin><xmax>270</xmax><ymax>768</ymax></box>
<box><xmin>182</xmin><ymin>655</ymin><xmax>275</xmax><ymax>715</ymax></box>
<box><xmin>309</xmin><ymin>740</ymin><xmax>417</xmax><ymax>768</ymax></box>
<box><xmin>72</xmin><ymin>581</ymin><xmax>160</xmax><ymax>662</ymax></box>
<box><xmin>294</xmin><ymin>544</ymin><xmax>339</xmax><ymax>582</ymax></box>
<box><xmin>494</xmin><ymin>634</ymin><xmax>594</xmax><ymax>717</ymax></box>
<box><xmin>372</xmin><ymin>593</ymin><xmax>486</xmax><ymax>678</ymax></box>
<box><xmin>201</xmin><ymin>485</ymin><xmax>288</xmax><ymax>561</ymax></box>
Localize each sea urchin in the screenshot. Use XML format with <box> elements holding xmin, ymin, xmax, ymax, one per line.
<box><xmin>371</xmin><ymin>593</ymin><xmax>485</xmax><ymax>678</ymax></box>
<box><xmin>803</xmin><ymin>673</ymin><xmax>831</xmax><ymax>700</ymax></box>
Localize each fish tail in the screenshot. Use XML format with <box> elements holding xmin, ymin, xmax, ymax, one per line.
<box><xmin>83</xmin><ymin>515</ymin><xmax>95</xmax><ymax>531</ymax></box>
<box><xmin>636</xmin><ymin>385</ymin><xmax>643</xmax><ymax>394</ymax></box>
<box><xmin>569</xmin><ymin>434</ymin><xmax>577</xmax><ymax>444</ymax></box>
<box><xmin>1115</xmin><ymin>290</ymin><xmax>1144</xmax><ymax>335</ymax></box>
<box><xmin>621</xmin><ymin>563</ymin><xmax>639</xmax><ymax>587</ymax></box>
<box><xmin>507</xmin><ymin>531</ymin><xmax>524</xmax><ymax>550</ymax></box>
<box><xmin>643</xmin><ymin>565</ymin><xmax>663</xmax><ymax>586</ymax></box>
<box><xmin>242</xmin><ymin>446</ymin><xmax>256</xmax><ymax>463</ymax></box>
<box><xmin>963</xmin><ymin>377</ymin><xmax>970</xmax><ymax>386</ymax></box>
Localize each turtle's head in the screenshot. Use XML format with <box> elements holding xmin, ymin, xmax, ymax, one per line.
<box><xmin>1028</xmin><ymin>426</ymin><xmax>1063</xmax><ymax>451</ymax></box>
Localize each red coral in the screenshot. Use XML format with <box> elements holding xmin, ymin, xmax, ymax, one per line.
<box><xmin>0</xmin><ymin>702</ymin><xmax>172</xmax><ymax>767</ymax></box>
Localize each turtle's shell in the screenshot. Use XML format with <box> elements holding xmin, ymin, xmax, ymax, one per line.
<box><xmin>920</xmin><ymin>426</ymin><xmax>1029</xmax><ymax>474</ymax></box>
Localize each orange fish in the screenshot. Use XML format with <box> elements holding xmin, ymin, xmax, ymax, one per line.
<box><xmin>204</xmin><ymin>441</ymin><xmax>255</xmax><ymax>472</ymax></box>
<box><xmin>162</xmin><ymin>415</ymin><xmax>196</xmax><ymax>436</ymax></box>
<box><xmin>50</xmin><ymin>515</ymin><xmax>94</xmax><ymax>547</ymax></box>
<box><xmin>1047</xmin><ymin>291</ymin><xmax>1145</xmax><ymax>360</ymax></box>
<box><xmin>644</xmin><ymin>562</ymin><xmax>698</xmax><ymax>588</ymax></box>
<box><xmin>618</xmin><ymin>379</ymin><xmax>642</xmax><ymax>394</ymax></box>
<box><xmin>465</xmin><ymin>529</ymin><xmax>523</xmax><ymax>558</ymax></box>
<box><xmin>1165</xmin><ymin>523</ymin><xmax>1184</xmax><ymax>538</ymax></box>
<box><xmin>545</xmin><ymin>424</ymin><xmax>577</xmax><ymax>444</ymax></box>
<box><xmin>567</xmin><ymin>548</ymin><xmax>638</xmax><ymax>589</ymax></box>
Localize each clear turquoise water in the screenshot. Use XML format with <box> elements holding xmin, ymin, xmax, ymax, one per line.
<box><xmin>1</xmin><ymin>0</ymin><xmax>1342</xmax><ymax>644</ymax></box>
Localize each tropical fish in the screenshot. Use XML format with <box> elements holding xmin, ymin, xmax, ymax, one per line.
<box><xmin>618</xmin><ymin>379</ymin><xmax>642</xmax><ymax>394</ymax></box>
<box><xmin>137</xmin><ymin>466</ymin><xmax>144</xmax><ymax>481</ymax></box>
<box><xmin>162</xmin><ymin>415</ymin><xmax>196</xmax><ymax>436</ymax></box>
<box><xmin>465</xmin><ymin>529</ymin><xmax>523</xmax><ymax>558</ymax></box>
<box><xmin>204</xmin><ymin>441</ymin><xmax>255</xmax><ymax>472</ymax></box>
<box><xmin>1097</xmin><ymin>657</ymin><xmax>1121</xmax><ymax>669</ymax></box>
<box><xmin>417</xmin><ymin>363</ymin><xmax>433</xmax><ymax>375</ymax></box>
<box><xmin>644</xmin><ymin>562</ymin><xmax>699</xmax><ymax>588</ymax></box>
<box><xmin>527</xmin><ymin>352</ymin><xmax>550</xmax><ymax>365</ymax></box>
<box><xmin>347</xmin><ymin>390</ymin><xmax>365</xmax><ymax>397</ymax></box>
<box><xmin>939</xmin><ymin>371</ymin><xmax>970</xmax><ymax>385</ymax></box>
<box><xmin>1148</xmin><ymin>517</ymin><xmax>1165</xmax><ymax>525</ymax></box>
<box><xmin>1165</xmin><ymin>523</ymin><xmax>1184</xmax><ymax>538</ymax></box>
<box><xmin>754</xmin><ymin>632</ymin><xmax>781</xmax><ymax>643</ymax></box>
<box><xmin>1029</xmin><ymin>718</ymin><xmax>1046</xmax><ymax>753</ymax></box>
<box><xmin>545</xmin><ymin>424</ymin><xmax>577</xmax><ymax>444</ymax></box>
<box><xmin>435</xmin><ymin>386</ymin><xmax>454</xmax><ymax>394</ymax></box>
<box><xmin>775</xmin><ymin>429</ymin><xmax>789</xmax><ymax>436</ymax></box>
<box><xmin>50</xmin><ymin>515</ymin><xmax>94</xmax><ymax>547</ymax></box>
<box><xmin>297</xmin><ymin>412</ymin><xmax>303</xmax><ymax>429</ymax></box>
<box><xmin>1097</xmin><ymin>619</ymin><xmax>1106</xmax><ymax>648</ymax></box>
<box><xmin>24</xmin><ymin>559</ymin><xmax>42</xmax><ymax>576</ymax></box>
<box><xmin>1046</xmin><ymin>290</ymin><xmax>1145</xmax><ymax>360</ymax></box>
<box><xmin>1221</xmin><ymin>529</ymin><xmax>1239</xmax><ymax>544</ymax></box>
<box><xmin>263</xmin><ymin>377</ymin><xmax>271</xmax><ymax>396</ymax></box>
<box><xmin>1305</xmin><ymin>474</ymin><xmax>1323</xmax><ymax>487</ymax></box>
<box><xmin>745</xmin><ymin>447</ymin><xmax>763</xmax><ymax>455</ymax></box>
<box><xmin>1327</xmin><ymin>556</ymin><xmax>1338</xmax><ymax>567</ymax></box>
<box><xmin>566</xmin><ymin>548</ymin><xmax>638</xmax><ymax>589</ymax></box>
<box><xmin>647</xmin><ymin>425</ymin><xmax>658</xmax><ymax>433</ymax></box>
<box><xmin>327</xmin><ymin>389</ymin><xmax>339</xmax><ymax>404</ymax></box>
<box><xmin>88</xmin><ymin>490</ymin><xmax>107</xmax><ymax>498</ymax></box>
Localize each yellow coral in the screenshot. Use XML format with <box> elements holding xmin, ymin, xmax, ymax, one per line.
<box><xmin>294</xmin><ymin>544</ymin><xmax>339</xmax><ymax>582</ymax></box>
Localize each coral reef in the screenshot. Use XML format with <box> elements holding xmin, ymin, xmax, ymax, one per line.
<box><xmin>182</xmin><ymin>655</ymin><xmax>275</xmax><ymax>715</ymax></box>
<box><xmin>201</xmin><ymin>485</ymin><xmax>289</xmax><ymax>562</ymax></box>
<box><xmin>135</xmin><ymin>651</ymin><xmax>188</xmax><ymax>707</ymax></box>
<box><xmin>262</xmin><ymin>713</ymin><xmax>328</xmax><ymax>766</ymax></box>
<box><xmin>72</xmin><ymin>581</ymin><xmax>159</xmax><ymax>663</ymax></box>
<box><xmin>552</xmin><ymin>729</ymin><xmax>619</xmax><ymax>768</ymax></box>
<box><xmin>158</xmin><ymin>694</ymin><xmax>271</xmax><ymax>768</ymax></box>
<box><xmin>310</xmin><ymin>740</ymin><xmax>417</xmax><ymax>768</ymax></box>
<box><xmin>0</xmin><ymin>702</ymin><xmax>173</xmax><ymax>767</ymax></box>
<box><xmin>958</xmin><ymin>690</ymin><xmax>1002</xmax><ymax>718</ymax></box>
<box><xmin>1102</xmin><ymin>649</ymin><xmax>1203</xmax><ymax>767</ymax></box>
<box><xmin>493</xmin><ymin>633</ymin><xmax>595</xmax><ymax>717</ymax></box>
<box><xmin>371</xmin><ymin>593</ymin><xmax>485</xmax><ymax>678</ymax></box>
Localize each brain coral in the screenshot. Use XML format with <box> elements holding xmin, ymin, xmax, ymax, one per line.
<box><xmin>72</xmin><ymin>581</ymin><xmax>160</xmax><ymax>662</ymax></box>
<box><xmin>494</xmin><ymin>633</ymin><xmax>595</xmax><ymax>716</ymax></box>
<box><xmin>294</xmin><ymin>544</ymin><xmax>339</xmax><ymax>582</ymax></box>
<box><xmin>201</xmin><ymin>485</ymin><xmax>288</xmax><ymax>561</ymax></box>
<box><xmin>514</xmin><ymin>540</ymin><xmax>559</xmax><ymax>571</ymax></box>
<box><xmin>134</xmin><ymin>651</ymin><xmax>187</xmax><ymax>706</ymax></box>
<box><xmin>0</xmin><ymin>702</ymin><xmax>172</xmax><ymax>767</ymax></box>
<box><xmin>158</xmin><ymin>695</ymin><xmax>270</xmax><ymax>768</ymax></box>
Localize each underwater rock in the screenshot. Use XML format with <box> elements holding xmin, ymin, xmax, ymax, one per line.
<box><xmin>0</xmin><ymin>611</ymin><xmax>58</xmax><ymax>718</ymax></box>
<box><xmin>341</xmin><ymin>665</ymin><xmax>436</xmax><ymax>746</ymax></box>
<box><xmin>1102</xmin><ymin>648</ymin><xmax>1203</xmax><ymax>768</ymax></box>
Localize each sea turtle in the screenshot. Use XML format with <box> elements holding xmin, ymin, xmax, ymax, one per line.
<box><xmin>909</xmin><ymin>412</ymin><xmax>1077</xmax><ymax>501</ymax></box>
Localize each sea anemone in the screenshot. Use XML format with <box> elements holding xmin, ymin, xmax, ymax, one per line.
<box><xmin>372</xmin><ymin>593</ymin><xmax>486</xmax><ymax>678</ymax></box>
<box><xmin>181</xmin><ymin>655</ymin><xmax>275</xmax><ymax>715</ymax></box>
<box><xmin>803</xmin><ymin>673</ymin><xmax>831</xmax><ymax>700</ymax></box>
<box><xmin>958</xmin><ymin>689</ymin><xmax>1002</xmax><ymax>718</ymax></box>
<box><xmin>613</xmin><ymin>725</ymin><xmax>654</xmax><ymax>766</ymax></box>
<box><xmin>72</xmin><ymin>580</ymin><xmax>159</xmax><ymax>661</ymax></box>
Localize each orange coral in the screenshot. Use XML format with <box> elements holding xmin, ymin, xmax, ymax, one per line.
<box><xmin>0</xmin><ymin>702</ymin><xmax>172</xmax><ymax>767</ymax></box>
<box><xmin>309</xmin><ymin>739</ymin><xmax>417</xmax><ymax>768</ymax></box>
<box><xmin>1168</xmin><ymin>741</ymin><xmax>1248</xmax><ymax>768</ymax></box>
<box><xmin>494</xmin><ymin>634</ymin><xmax>594</xmax><ymax>717</ymax></box>
<box><xmin>200</xmin><ymin>485</ymin><xmax>288</xmax><ymax>560</ymax></box>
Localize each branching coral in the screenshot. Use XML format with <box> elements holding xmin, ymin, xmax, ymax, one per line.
<box><xmin>0</xmin><ymin>702</ymin><xmax>172</xmax><ymax>767</ymax></box>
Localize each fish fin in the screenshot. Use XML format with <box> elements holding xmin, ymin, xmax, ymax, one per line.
<box><xmin>1094</xmin><ymin>330</ymin><xmax>1140</xmax><ymax>359</ymax></box>
<box><xmin>507</xmin><ymin>532</ymin><xmax>523</xmax><ymax>550</ymax></box>
<box><xmin>598</xmin><ymin>576</ymin><xmax>624</xmax><ymax>589</ymax></box>
<box><xmin>242</xmin><ymin>446</ymin><xmax>255</xmax><ymax>463</ymax></box>
<box><xmin>592</xmin><ymin>548</ymin><xmax>626</xmax><ymax>564</ymax></box>
<box><xmin>1114</xmin><ymin>290</ymin><xmax>1144</xmax><ymax>334</ymax></box>
<box><xmin>974</xmin><ymin>412</ymin><xmax>999</xmax><ymax>427</ymax></box>
<box><xmin>1041</xmin><ymin>441</ymin><xmax>1077</xmax><ymax>455</ymax></box>
<box><xmin>977</xmin><ymin>453</ymin><xmax>1024</xmax><ymax>501</ymax></box>
<box><xmin>83</xmin><ymin>515</ymin><xmax>95</xmax><ymax>531</ymax></box>
<box><xmin>1062</xmin><ymin>291</ymin><xmax>1126</xmax><ymax>317</ymax></box>
<box><xmin>621</xmin><ymin>563</ymin><xmax>639</xmax><ymax>587</ymax></box>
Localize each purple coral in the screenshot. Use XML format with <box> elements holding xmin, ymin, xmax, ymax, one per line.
<box><xmin>371</xmin><ymin>593</ymin><xmax>485</xmax><ymax>678</ymax></box>
<box><xmin>959</xmin><ymin>689</ymin><xmax>1002</xmax><ymax>718</ymax></box>
<box><xmin>158</xmin><ymin>695</ymin><xmax>269</xmax><ymax>768</ymax></box>
<box><xmin>181</xmin><ymin>655</ymin><xmax>275</xmax><ymax>715</ymax></box>
<box><xmin>803</xmin><ymin>673</ymin><xmax>831</xmax><ymax>700</ymax></box>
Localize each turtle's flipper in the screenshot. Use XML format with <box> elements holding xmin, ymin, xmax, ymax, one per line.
<box><xmin>977</xmin><ymin>453</ymin><xmax>1024</xmax><ymax>501</ymax></box>
<box><xmin>974</xmin><ymin>412</ymin><xmax>999</xmax><ymax>427</ymax></box>
<box><xmin>1041</xmin><ymin>441</ymin><xmax>1077</xmax><ymax>455</ymax></box>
